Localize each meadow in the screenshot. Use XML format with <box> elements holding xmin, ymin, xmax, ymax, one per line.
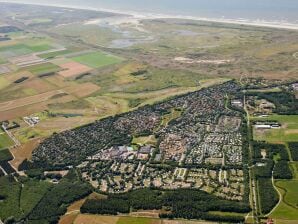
<box><xmin>26</xmin><ymin>62</ymin><xmax>61</xmax><ymax>75</ymax></box>
<box><xmin>72</xmin><ymin>52</ymin><xmax>123</xmax><ymax>68</ymax></box>
<box><xmin>252</xmin><ymin>115</ymin><xmax>298</xmax><ymax>143</ymax></box>
<box><xmin>271</xmin><ymin>180</ymin><xmax>298</xmax><ymax>221</ymax></box>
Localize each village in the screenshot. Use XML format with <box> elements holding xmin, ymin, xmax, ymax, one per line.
<box><xmin>31</xmin><ymin>81</ymin><xmax>248</xmax><ymax>201</ymax></box>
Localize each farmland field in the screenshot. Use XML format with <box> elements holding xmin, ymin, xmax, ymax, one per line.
<box><xmin>72</xmin><ymin>214</ymin><xmax>216</xmax><ymax>224</ymax></box>
<box><xmin>72</xmin><ymin>51</ymin><xmax>123</xmax><ymax>68</ymax></box>
<box><xmin>38</xmin><ymin>49</ymin><xmax>73</xmax><ymax>59</ymax></box>
<box><xmin>26</xmin><ymin>62</ymin><xmax>61</xmax><ymax>75</ymax></box>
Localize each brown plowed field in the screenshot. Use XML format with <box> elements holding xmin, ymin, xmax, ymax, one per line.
<box><xmin>0</xmin><ymin>89</ymin><xmax>65</xmax><ymax>112</ymax></box>
<box><xmin>64</xmin><ymin>83</ymin><xmax>100</xmax><ymax>98</ymax></box>
<box><xmin>58</xmin><ymin>62</ymin><xmax>92</xmax><ymax>78</ymax></box>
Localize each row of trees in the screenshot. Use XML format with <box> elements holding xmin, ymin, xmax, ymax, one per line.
<box><xmin>80</xmin><ymin>188</ymin><xmax>250</xmax><ymax>223</ymax></box>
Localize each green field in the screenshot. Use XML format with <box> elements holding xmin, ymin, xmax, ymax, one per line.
<box><xmin>26</xmin><ymin>44</ymin><xmax>52</xmax><ymax>52</ymax></box>
<box><xmin>0</xmin><ymin>43</ymin><xmax>52</xmax><ymax>58</ymax></box>
<box><xmin>38</xmin><ymin>49</ymin><xmax>73</xmax><ymax>59</ymax></box>
<box><xmin>0</xmin><ymin>76</ymin><xmax>10</xmax><ymax>90</ymax></box>
<box><xmin>0</xmin><ymin>44</ymin><xmax>32</xmax><ymax>57</ymax></box>
<box><xmin>26</xmin><ymin>62</ymin><xmax>61</xmax><ymax>75</ymax></box>
<box><xmin>72</xmin><ymin>51</ymin><xmax>123</xmax><ymax>68</ymax></box>
<box><xmin>252</xmin><ymin>115</ymin><xmax>298</xmax><ymax>143</ymax></box>
<box><xmin>0</xmin><ymin>129</ymin><xmax>14</xmax><ymax>149</ymax></box>
<box><xmin>0</xmin><ymin>56</ymin><xmax>6</xmax><ymax>64</ymax></box>
<box><xmin>271</xmin><ymin>180</ymin><xmax>298</xmax><ymax>220</ymax></box>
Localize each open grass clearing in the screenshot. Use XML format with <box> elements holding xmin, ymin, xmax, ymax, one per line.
<box><xmin>271</xmin><ymin>180</ymin><xmax>298</xmax><ymax>221</ymax></box>
<box><xmin>252</xmin><ymin>115</ymin><xmax>298</xmax><ymax>143</ymax></box>
<box><xmin>132</xmin><ymin>135</ymin><xmax>157</xmax><ymax>146</ymax></box>
<box><xmin>0</xmin><ymin>76</ymin><xmax>10</xmax><ymax>90</ymax></box>
<box><xmin>0</xmin><ymin>129</ymin><xmax>14</xmax><ymax>149</ymax></box>
<box><xmin>63</xmin><ymin>82</ymin><xmax>100</xmax><ymax>98</ymax></box>
<box><xmin>72</xmin><ymin>51</ymin><xmax>123</xmax><ymax>68</ymax></box>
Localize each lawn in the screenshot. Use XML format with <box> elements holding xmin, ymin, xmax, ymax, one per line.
<box><xmin>26</xmin><ymin>62</ymin><xmax>61</xmax><ymax>75</ymax></box>
<box><xmin>252</xmin><ymin>115</ymin><xmax>298</xmax><ymax>143</ymax></box>
<box><xmin>0</xmin><ymin>129</ymin><xmax>14</xmax><ymax>149</ymax></box>
<box><xmin>72</xmin><ymin>51</ymin><xmax>123</xmax><ymax>68</ymax></box>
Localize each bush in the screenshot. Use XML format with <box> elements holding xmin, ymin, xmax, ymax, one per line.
<box><xmin>0</xmin><ymin>149</ymin><xmax>13</xmax><ymax>162</ymax></box>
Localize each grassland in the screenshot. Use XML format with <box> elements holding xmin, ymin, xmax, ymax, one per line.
<box><xmin>0</xmin><ymin>76</ymin><xmax>9</xmax><ymax>90</ymax></box>
<box><xmin>0</xmin><ymin>42</ymin><xmax>52</xmax><ymax>58</ymax></box>
<box><xmin>38</xmin><ymin>49</ymin><xmax>73</xmax><ymax>59</ymax></box>
<box><xmin>26</xmin><ymin>62</ymin><xmax>61</xmax><ymax>75</ymax></box>
<box><xmin>252</xmin><ymin>115</ymin><xmax>298</xmax><ymax>143</ymax></box>
<box><xmin>0</xmin><ymin>129</ymin><xmax>14</xmax><ymax>149</ymax></box>
<box><xmin>72</xmin><ymin>52</ymin><xmax>123</xmax><ymax>68</ymax></box>
<box><xmin>271</xmin><ymin>180</ymin><xmax>298</xmax><ymax>221</ymax></box>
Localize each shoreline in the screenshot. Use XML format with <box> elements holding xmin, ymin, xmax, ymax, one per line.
<box><xmin>1</xmin><ymin>1</ymin><xmax>298</xmax><ymax>30</ymax></box>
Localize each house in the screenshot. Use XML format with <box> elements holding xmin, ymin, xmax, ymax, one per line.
<box><xmin>231</xmin><ymin>100</ymin><xmax>243</xmax><ymax>108</ymax></box>
<box><xmin>254</xmin><ymin>124</ymin><xmax>272</xmax><ymax>129</ymax></box>
<box><xmin>292</xmin><ymin>83</ymin><xmax>298</xmax><ymax>91</ymax></box>
<box><xmin>139</xmin><ymin>145</ymin><xmax>152</xmax><ymax>154</ymax></box>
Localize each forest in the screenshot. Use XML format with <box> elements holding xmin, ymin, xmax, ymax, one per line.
<box><xmin>81</xmin><ymin>188</ymin><xmax>250</xmax><ymax>223</ymax></box>
<box><xmin>288</xmin><ymin>142</ymin><xmax>298</xmax><ymax>161</ymax></box>
<box><xmin>247</xmin><ymin>91</ymin><xmax>298</xmax><ymax>115</ymax></box>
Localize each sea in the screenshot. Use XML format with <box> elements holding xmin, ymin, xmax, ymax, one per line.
<box><xmin>1</xmin><ymin>0</ymin><xmax>298</xmax><ymax>24</ymax></box>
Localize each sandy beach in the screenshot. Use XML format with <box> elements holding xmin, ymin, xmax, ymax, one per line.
<box><xmin>1</xmin><ymin>0</ymin><xmax>298</xmax><ymax>30</ymax></box>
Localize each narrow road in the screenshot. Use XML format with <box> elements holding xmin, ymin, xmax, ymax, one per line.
<box><xmin>244</xmin><ymin>94</ymin><xmax>260</xmax><ymax>224</ymax></box>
